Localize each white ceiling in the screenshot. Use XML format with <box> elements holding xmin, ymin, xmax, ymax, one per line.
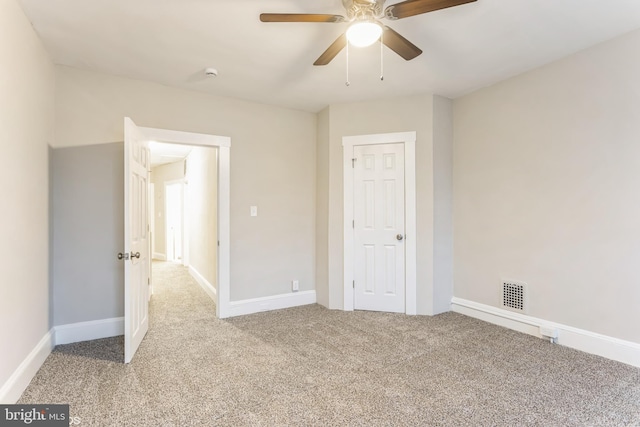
<box><xmin>150</xmin><ymin>142</ymin><xmax>192</xmax><ymax>167</ymax></box>
<box><xmin>18</xmin><ymin>0</ymin><xmax>640</xmax><ymax>112</ymax></box>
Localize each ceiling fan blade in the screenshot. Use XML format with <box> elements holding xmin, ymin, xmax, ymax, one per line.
<box><xmin>314</xmin><ymin>33</ymin><xmax>347</xmax><ymax>66</ymax></box>
<box><xmin>382</xmin><ymin>27</ymin><xmax>422</xmax><ymax>61</ymax></box>
<box><xmin>384</xmin><ymin>0</ymin><xmax>476</xmax><ymax>20</ymax></box>
<box><xmin>260</xmin><ymin>13</ymin><xmax>346</xmax><ymax>23</ymax></box>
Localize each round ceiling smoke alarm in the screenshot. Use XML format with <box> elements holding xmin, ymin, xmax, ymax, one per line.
<box><xmin>205</xmin><ymin>67</ymin><xmax>218</xmax><ymax>77</ymax></box>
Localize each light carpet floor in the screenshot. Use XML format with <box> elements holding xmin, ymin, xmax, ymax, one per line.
<box><xmin>19</xmin><ymin>262</ymin><xmax>640</xmax><ymax>426</ymax></box>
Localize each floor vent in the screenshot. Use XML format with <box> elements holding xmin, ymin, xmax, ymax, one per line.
<box><xmin>501</xmin><ymin>280</ymin><xmax>527</xmax><ymax>313</ymax></box>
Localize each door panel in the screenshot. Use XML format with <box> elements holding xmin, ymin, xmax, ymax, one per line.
<box><xmin>353</xmin><ymin>143</ymin><xmax>405</xmax><ymax>313</ymax></box>
<box><xmin>124</xmin><ymin>117</ymin><xmax>150</xmax><ymax>363</ymax></box>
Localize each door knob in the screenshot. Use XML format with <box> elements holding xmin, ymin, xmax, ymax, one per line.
<box><xmin>131</xmin><ymin>252</ymin><xmax>141</xmax><ymax>259</ymax></box>
<box><xmin>118</xmin><ymin>252</ymin><xmax>130</xmax><ymax>260</ymax></box>
<box><xmin>396</xmin><ymin>234</ymin><xmax>404</xmax><ymax>241</ymax></box>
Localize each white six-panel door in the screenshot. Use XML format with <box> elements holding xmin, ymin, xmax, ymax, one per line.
<box><xmin>124</xmin><ymin>117</ymin><xmax>150</xmax><ymax>363</ymax></box>
<box><xmin>353</xmin><ymin>143</ymin><xmax>405</xmax><ymax>313</ymax></box>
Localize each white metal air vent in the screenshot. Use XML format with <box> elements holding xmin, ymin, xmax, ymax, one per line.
<box><xmin>501</xmin><ymin>279</ymin><xmax>527</xmax><ymax>313</ymax></box>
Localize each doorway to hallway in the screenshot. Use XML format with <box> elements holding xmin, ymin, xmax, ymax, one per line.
<box><xmin>149</xmin><ymin>143</ymin><xmax>219</xmax><ymax>308</ymax></box>
<box><xmin>123</xmin><ymin>119</ymin><xmax>230</xmax><ymax>363</ymax></box>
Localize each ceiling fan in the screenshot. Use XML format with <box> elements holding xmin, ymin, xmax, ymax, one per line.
<box><xmin>260</xmin><ymin>0</ymin><xmax>477</xmax><ymax>66</ymax></box>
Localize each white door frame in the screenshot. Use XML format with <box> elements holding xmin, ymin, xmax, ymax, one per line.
<box><xmin>164</xmin><ymin>179</ymin><xmax>185</xmax><ymax>262</ymax></box>
<box><xmin>139</xmin><ymin>126</ymin><xmax>231</xmax><ymax>319</ymax></box>
<box><xmin>182</xmin><ymin>181</ymin><xmax>189</xmax><ymax>268</ymax></box>
<box><xmin>149</xmin><ymin>183</ymin><xmax>155</xmax><ymax>297</ymax></box>
<box><xmin>343</xmin><ymin>131</ymin><xmax>417</xmax><ymax>315</ymax></box>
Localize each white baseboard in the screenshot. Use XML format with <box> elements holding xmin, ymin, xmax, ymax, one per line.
<box><xmin>153</xmin><ymin>252</ymin><xmax>166</xmax><ymax>261</ymax></box>
<box><xmin>54</xmin><ymin>317</ymin><xmax>124</xmax><ymax>346</ymax></box>
<box><xmin>451</xmin><ymin>297</ymin><xmax>640</xmax><ymax>368</ymax></box>
<box><xmin>227</xmin><ymin>291</ymin><xmax>316</xmax><ymax>318</ymax></box>
<box><xmin>188</xmin><ymin>265</ymin><xmax>216</xmax><ymax>302</ymax></box>
<box><xmin>0</xmin><ymin>330</ymin><xmax>54</xmax><ymax>404</ymax></box>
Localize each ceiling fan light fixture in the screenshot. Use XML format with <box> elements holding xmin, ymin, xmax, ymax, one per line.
<box><xmin>346</xmin><ymin>21</ymin><xmax>382</xmax><ymax>47</ymax></box>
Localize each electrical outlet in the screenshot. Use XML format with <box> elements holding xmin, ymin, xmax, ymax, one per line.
<box><xmin>292</xmin><ymin>280</ymin><xmax>299</xmax><ymax>292</ymax></box>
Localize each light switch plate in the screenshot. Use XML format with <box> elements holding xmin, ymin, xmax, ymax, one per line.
<box><xmin>250</xmin><ymin>206</ymin><xmax>258</xmax><ymax>217</ymax></box>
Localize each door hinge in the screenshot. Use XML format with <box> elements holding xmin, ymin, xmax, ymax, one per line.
<box><xmin>352</xmin><ymin>158</ymin><xmax>356</xmax><ymax>168</ymax></box>
<box><xmin>352</xmin><ymin>220</ymin><xmax>354</xmax><ymax>228</ymax></box>
<box><xmin>218</xmin><ymin>240</ymin><xmax>220</xmax><ymax>247</ymax></box>
<box><xmin>148</xmin><ymin>278</ymin><xmax>150</xmax><ymax>285</ymax></box>
<box><xmin>353</xmin><ymin>280</ymin><xmax>355</xmax><ymax>289</ymax></box>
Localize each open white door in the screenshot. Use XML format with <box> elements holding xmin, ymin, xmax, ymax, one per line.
<box><xmin>124</xmin><ymin>117</ymin><xmax>150</xmax><ymax>363</ymax></box>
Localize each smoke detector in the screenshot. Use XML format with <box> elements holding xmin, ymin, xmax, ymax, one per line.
<box><xmin>205</xmin><ymin>67</ymin><xmax>218</xmax><ymax>77</ymax></box>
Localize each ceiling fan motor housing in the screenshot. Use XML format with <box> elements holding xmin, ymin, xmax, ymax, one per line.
<box><xmin>343</xmin><ymin>0</ymin><xmax>386</xmax><ymax>20</ymax></box>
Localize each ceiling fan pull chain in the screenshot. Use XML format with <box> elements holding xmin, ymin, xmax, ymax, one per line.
<box><xmin>346</xmin><ymin>41</ymin><xmax>350</xmax><ymax>87</ymax></box>
<box><xmin>380</xmin><ymin>30</ymin><xmax>384</xmax><ymax>81</ymax></box>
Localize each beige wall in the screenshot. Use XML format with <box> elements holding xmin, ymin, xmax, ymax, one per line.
<box><xmin>52</xmin><ymin>143</ymin><xmax>124</xmax><ymax>325</ymax></box>
<box><xmin>453</xmin><ymin>29</ymin><xmax>640</xmax><ymax>343</ymax></box>
<box><xmin>151</xmin><ymin>160</ymin><xmax>185</xmax><ymax>258</ymax></box>
<box><xmin>186</xmin><ymin>147</ymin><xmax>218</xmax><ymax>288</ymax></box>
<box><xmin>315</xmin><ymin>107</ymin><xmax>330</xmax><ymax>307</ymax></box>
<box><xmin>319</xmin><ymin>94</ymin><xmax>453</xmax><ymax>314</ymax></box>
<box><xmin>55</xmin><ymin>65</ymin><xmax>317</xmax><ymax>302</ymax></box>
<box><xmin>0</xmin><ymin>0</ymin><xmax>55</xmax><ymax>397</ymax></box>
<box><xmin>432</xmin><ymin>96</ymin><xmax>454</xmax><ymax>312</ymax></box>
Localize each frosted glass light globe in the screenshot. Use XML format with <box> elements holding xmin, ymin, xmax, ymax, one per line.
<box><xmin>346</xmin><ymin>22</ymin><xmax>382</xmax><ymax>47</ymax></box>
